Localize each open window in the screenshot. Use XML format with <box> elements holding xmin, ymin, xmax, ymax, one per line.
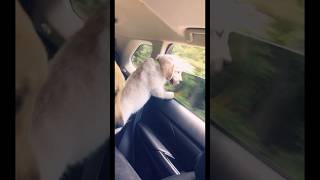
<box><xmin>131</xmin><ymin>44</ymin><xmax>153</xmax><ymax>67</ymax></box>
<box><xmin>166</xmin><ymin>44</ymin><xmax>205</xmax><ymax>121</ymax></box>
<box><xmin>211</xmin><ymin>0</ymin><xmax>304</xmax><ymax>179</ymax></box>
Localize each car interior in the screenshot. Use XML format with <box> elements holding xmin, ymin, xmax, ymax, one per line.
<box><xmin>17</xmin><ymin>0</ymin><xmax>304</xmax><ymax>179</ymax></box>
<box><xmin>115</xmin><ymin>0</ymin><xmax>205</xmax><ymax>179</ymax></box>
<box><xmin>211</xmin><ymin>32</ymin><xmax>304</xmax><ymax>180</ymax></box>
<box><xmin>210</xmin><ymin>0</ymin><xmax>304</xmax><ymax>178</ymax></box>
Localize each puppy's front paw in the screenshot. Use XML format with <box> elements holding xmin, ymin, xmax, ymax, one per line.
<box><xmin>167</xmin><ymin>92</ymin><xmax>174</xmax><ymax>99</ymax></box>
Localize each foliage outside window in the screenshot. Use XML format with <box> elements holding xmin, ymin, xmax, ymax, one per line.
<box><xmin>235</xmin><ymin>0</ymin><xmax>304</xmax><ymax>53</ymax></box>
<box><xmin>131</xmin><ymin>44</ymin><xmax>153</xmax><ymax>67</ymax></box>
<box><xmin>166</xmin><ymin>44</ymin><xmax>205</xmax><ymax>121</ymax></box>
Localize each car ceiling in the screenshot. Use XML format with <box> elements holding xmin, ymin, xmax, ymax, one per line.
<box><xmin>115</xmin><ymin>0</ymin><xmax>205</xmax><ymax>44</ymax></box>
<box><xmin>28</xmin><ymin>0</ymin><xmax>205</xmax><ymax>49</ymax></box>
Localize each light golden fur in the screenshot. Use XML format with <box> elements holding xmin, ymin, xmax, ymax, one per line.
<box><xmin>16</xmin><ymin>2</ymin><xmax>111</xmax><ymax>180</ymax></box>
<box><xmin>16</xmin><ymin>1</ymin><xmax>48</xmax><ymax>179</ymax></box>
<box><xmin>117</xmin><ymin>55</ymin><xmax>183</xmax><ymax>127</ymax></box>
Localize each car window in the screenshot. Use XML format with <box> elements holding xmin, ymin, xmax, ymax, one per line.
<box><xmin>70</xmin><ymin>0</ymin><xmax>105</xmax><ymax>19</ymax></box>
<box><xmin>131</xmin><ymin>44</ymin><xmax>153</xmax><ymax>67</ymax></box>
<box><xmin>212</xmin><ymin>32</ymin><xmax>304</xmax><ymax>180</ymax></box>
<box><xmin>212</xmin><ymin>0</ymin><xmax>304</xmax><ymax>178</ymax></box>
<box><xmin>220</xmin><ymin>0</ymin><xmax>304</xmax><ymax>53</ymax></box>
<box><xmin>166</xmin><ymin>44</ymin><xmax>205</xmax><ymax>121</ymax></box>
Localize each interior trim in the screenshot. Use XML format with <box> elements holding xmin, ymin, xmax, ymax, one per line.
<box><xmin>210</xmin><ymin>124</ymin><xmax>286</xmax><ymax>180</ymax></box>
<box><xmin>149</xmin><ymin>98</ymin><xmax>205</xmax><ymax>148</ymax></box>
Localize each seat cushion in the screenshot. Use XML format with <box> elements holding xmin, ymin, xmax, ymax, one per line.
<box><xmin>115</xmin><ymin>148</ymin><xmax>141</xmax><ymax>180</ymax></box>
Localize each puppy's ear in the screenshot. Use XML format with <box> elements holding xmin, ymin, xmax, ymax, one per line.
<box><xmin>159</xmin><ymin>58</ymin><xmax>174</xmax><ymax>80</ymax></box>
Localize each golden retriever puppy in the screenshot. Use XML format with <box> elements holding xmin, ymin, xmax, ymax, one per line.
<box><xmin>29</xmin><ymin>7</ymin><xmax>110</xmax><ymax>180</ymax></box>
<box><xmin>117</xmin><ymin>54</ymin><xmax>183</xmax><ymax>127</ymax></box>
<box><xmin>15</xmin><ymin>0</ymin><xmax>48</xmax><ymax>179</ymax></box>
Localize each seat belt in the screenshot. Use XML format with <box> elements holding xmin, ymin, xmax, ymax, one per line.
<box><xmin>118</xmin><ymin>107</ymin><xmax>144</xmax><ymax>165</ymax></box>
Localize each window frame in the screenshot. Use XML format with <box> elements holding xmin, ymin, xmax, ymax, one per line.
<box><xmin>130</xmin><ymin>43</ymin><xmax>153</xmax><ymax>68</ymax></box>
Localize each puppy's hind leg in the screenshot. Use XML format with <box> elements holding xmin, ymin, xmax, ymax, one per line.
<box><xmin>151</xmin><ymin>88</ymin><xmax>174</xmax><ymax>99</ymax></box>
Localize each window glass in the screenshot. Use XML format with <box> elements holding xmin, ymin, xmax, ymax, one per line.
<box><xmin>131</xmin><ymin>44</ymin><xmax>153</xmax><ymax>67</ymax></box>
<box><xmin>212</xmin><ymin>32</ymin><xmax>304</xmax><ymax>180</ymax></box>
<box><xmin>167</xmin><ymin>44</ymin><xmax>205</xmax><ymax>120</ymax></box>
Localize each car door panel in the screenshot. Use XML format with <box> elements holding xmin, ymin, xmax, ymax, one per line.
<box><xmin>211</xmin><ymin>124</ymin><xmax>286</xmax><ymax>180</ymax></box>
<box><xmin>134</xmin><ymin>97</ymin><xmax>205</xmax><ymax>179</ymax></box>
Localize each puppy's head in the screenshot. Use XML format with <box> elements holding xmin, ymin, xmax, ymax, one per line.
<box><xmin>157</xmin><ymin>55</ymin><xmax>182</xmax><ymax>85</ymax></box>
<box><xmin>16</xmin><ymin>0</ymin><xmax>48</xmax><ymax>179</ymax></box>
